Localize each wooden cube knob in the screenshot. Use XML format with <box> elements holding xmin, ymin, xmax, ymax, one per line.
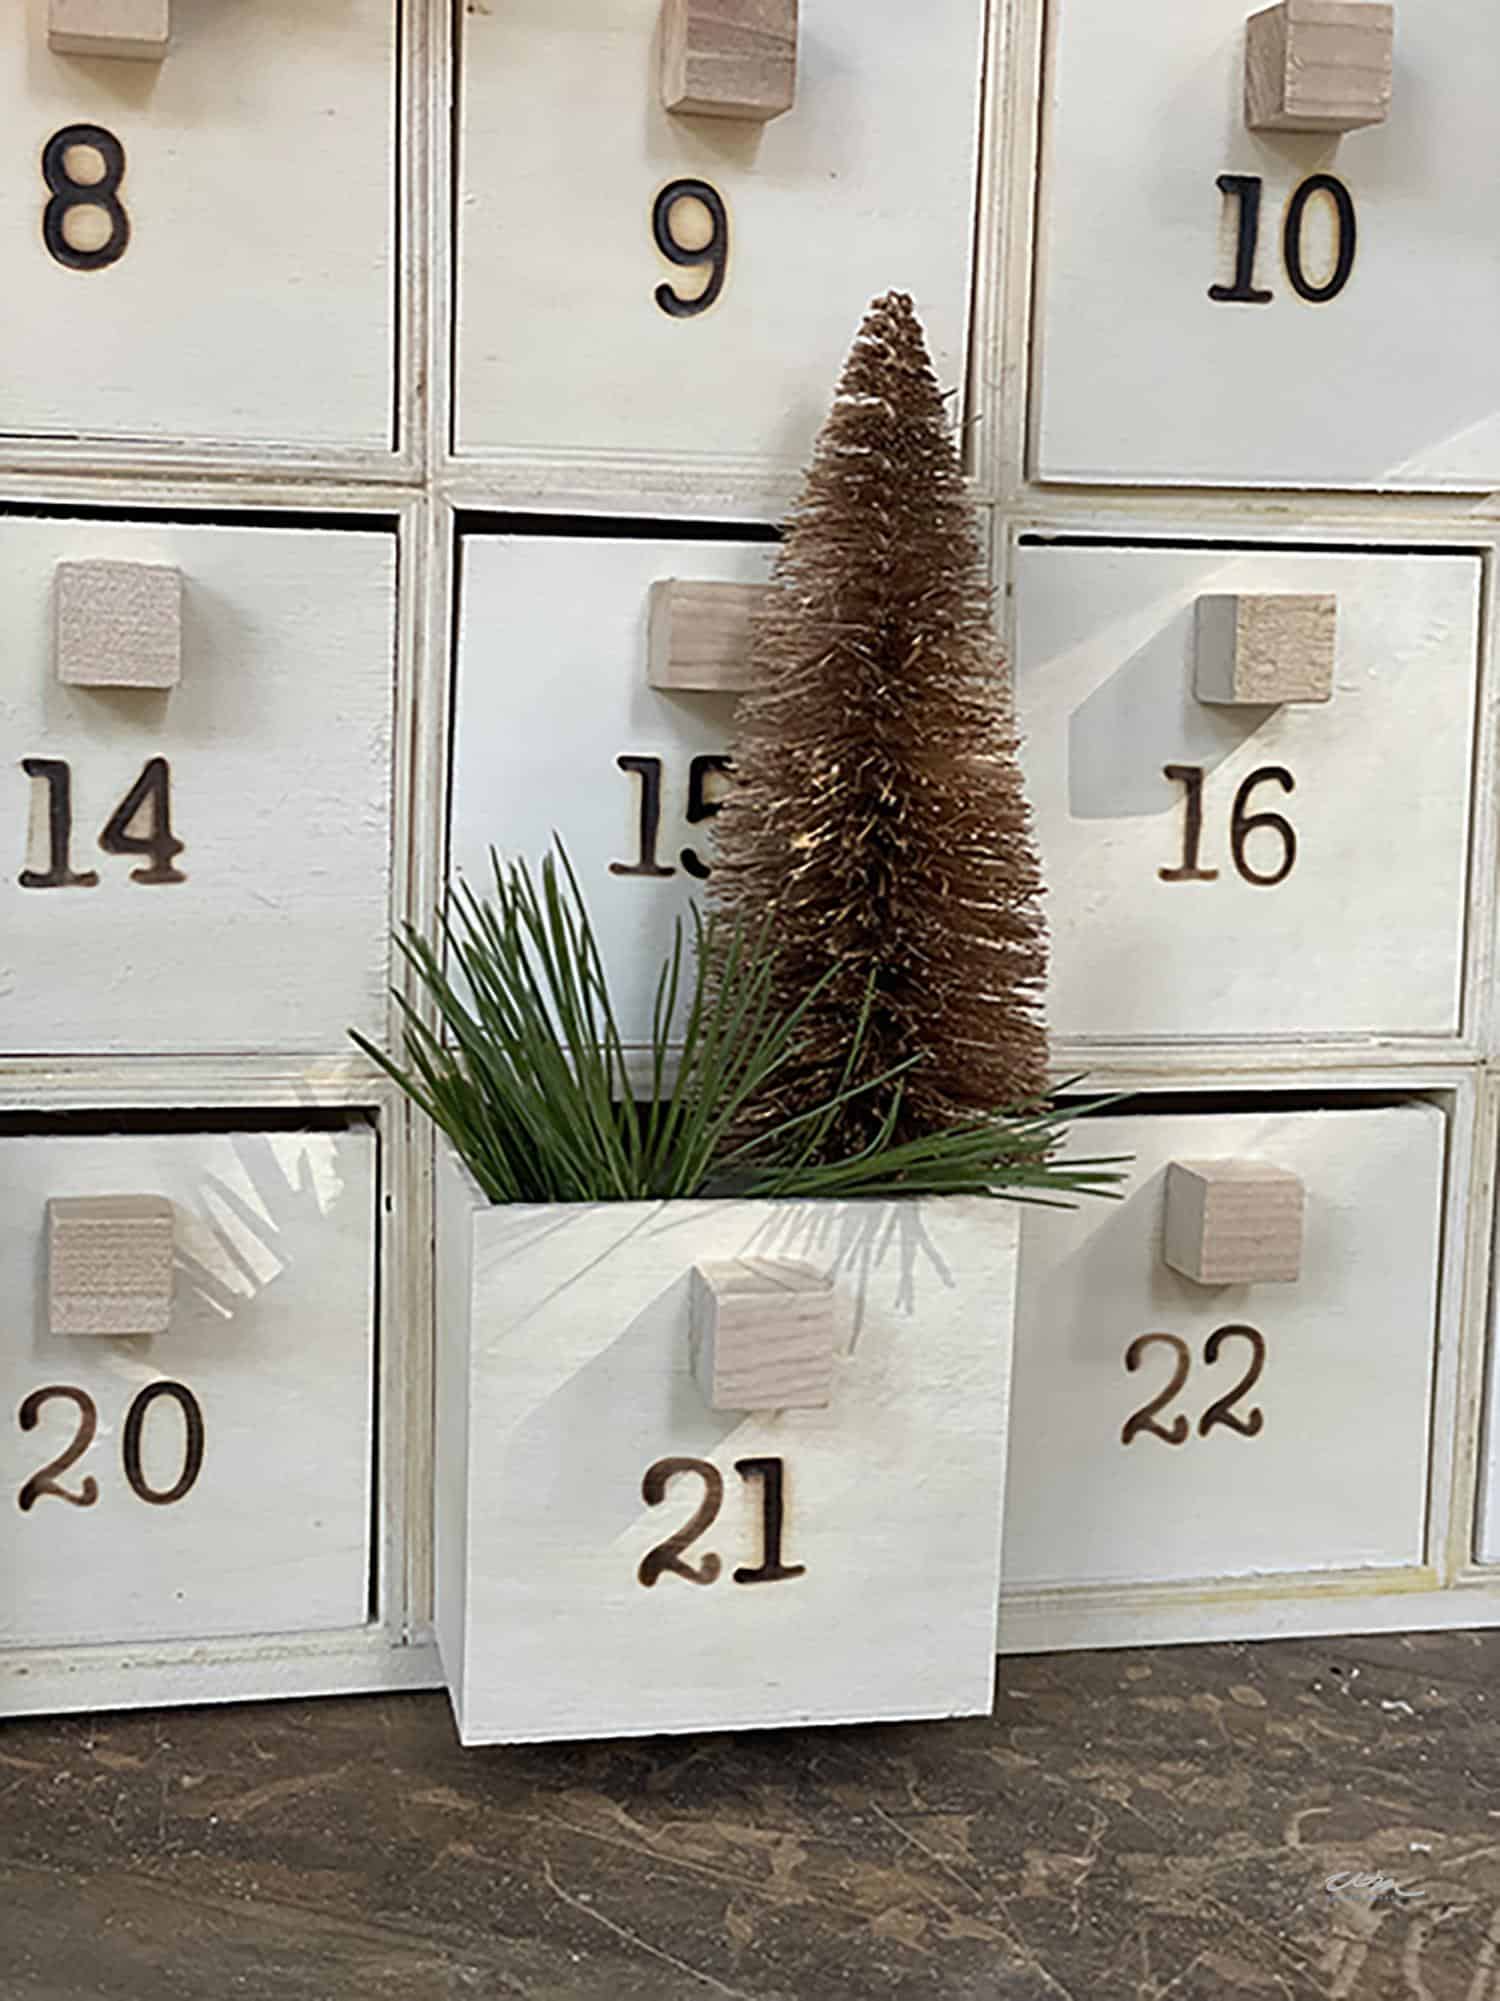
<box><xmin>49</xmin><ymin>0</ymin><xmax>170</xmax><ymax>60</ymax></box>
<box><xmin>1163</xmin><ymin>1161</ymin><xmax>1304</xmax><ymax>1286</ymax></box>
<box><xmin>660</xmin><ymin>0</ymin><xmax>798</xmax><ymax>122</ymax></box>
<box><xmin>648</xmin><ymin>579</ymin><xmax>769</xmax><ymax>694</ymax></box>
<box><xmin>1245</xmin><ymin>0</ymin><xmax>1393</xmax><ymax>133</ymax></box>
<box><xmin>55</xmin><ymin>561</ymin><xmax>182</xmax><ymax>690</ymax></box>
<box><xmin>691</xmin><ymin>1258</ymin><xmax>834</xmax><ymax>1410</ymax></box>
<box><xmin>1195</xmin><ymin>593</ymin><xmax>1335</xmax><ymax>706</ymax></box>
<box><xmin>47</xmin><ymin>1195</ymin><xmax>175</xmax><ymax>1336</ymax></box>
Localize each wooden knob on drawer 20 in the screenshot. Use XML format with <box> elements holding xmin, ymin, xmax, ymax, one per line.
<box><xmin>660</xmin><ymin>0</ymin><xmax>798</xmax><ymax>122</ymax></box>
<box><xmin>1194</xmin><ymin>593</ymin><xmax>1334</xmax><ymax>706</ymax></box>
<box><xmin>1244</xmin><ymin>0</ymin><xmax>1393</xmax><ymax>133</ymax></box>
<box><xmin>48</xmin><ymin>0</ymin><xmax>170</xmax><ymax>61</ymax></box>
<box><xmin>1162</xmin><ymin>1161</ymin><xmax>1304</xmax><ymax>1285</ymax></box>
<box><xmin>54</xmin><ymin>560</ymin><xmax>182</xmax><ymax>690</ymax></box>
<box><xmin>691</xmin><ymin>1257</ymin><xmax>835</xmax><ymax>1410</ymax></box>
<box><xmin>47</xmin><ymin>1195</ymin><xmax>175</xmax><ymax>1336</ymax></box>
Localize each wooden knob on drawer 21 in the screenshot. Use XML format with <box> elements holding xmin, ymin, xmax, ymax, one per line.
<box><xmin>660</xmin><ymin>0</ymin><xmax>798</xmax><ymax>122</ymax></box>
<box><xmin>691</xmin><ymin>1257</ymin><xmax>835</xmax><ymax>1410</ymax></box>
<box><xmin>1244</xmin><ymin>0</ymin><xmax>1393</xmax><ymax>133</ymax></box>
<box><xmin>48</xmin><ymin>0</ymin><xmax>170</xmax><ymax>60</ymax></box>
<box><xmin>47</xmin><ymin>1195</ymin><xmax>175</xmax><ymax>1336</ymax></box>
<box><xmin>1162</xmin><ymin>1161</ymin><xmax>1304</xmax><ymax>1285</ymax></box>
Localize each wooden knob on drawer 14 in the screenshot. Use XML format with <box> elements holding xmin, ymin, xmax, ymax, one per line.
<box><xmin>48</xmin><ymin>0</ymin><xmax>170</xmax><ymax>60</ymax></box>
<box><xmin>691</xmin><ymin>1257</ymin><xmax>834</xmax><ymax>1410</ymax></box>
<box><xmin>1194</xmin><ymin>593</ymin><xmax>1334</xmax><ymax>706</ymax></box>
<box><xmin>54</xmin><ymin>560</ymin><xmax>182</xmax><ymax>690</ymax></box>
<box><xmin>1162</xmin><ymin>1161</ymin><xmax>1304</xmax><ymax>1285</ymax></box>
<box><xmin>1244</xmin><ymin>0</ymin><xmax>1393</xmax><ymax>134</ymax></box>
<box><xmin>660</xmin><ymin>0</ymin><xmax>798</xmax><ymax>122</ymax></box>
<box><xmin>47</xmin><ymin>1195</ymin><xmax>175</xmax><ymax>1336</ymax></box>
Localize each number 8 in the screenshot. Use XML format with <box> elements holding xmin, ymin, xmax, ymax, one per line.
<box><xmin>42</xmin><ymin>124</ymin><xmax>130</xmax><ymax>273</ymax></box>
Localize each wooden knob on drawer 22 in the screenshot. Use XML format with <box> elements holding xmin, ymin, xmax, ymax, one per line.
<box><xmin>47</xmin><ymin>1195</ymin><xmax>175</xmax><ymax>1336</ymax></box>
<box><xmin>54</xmin><ymin>560</ymin><xmax>182</xmax><ymax>690</ymax></box>
<box><xmin>691</xmin><ymin>1257</ymin><xmax>835</xmax><ymax>1410</ymax></box>
<box><xmin>1194</xmin><ymin>593</ymin><xmax>1334</xmax><ymax>706</ymax></box>
<box><xmin>48</xmin><ymin>0</ymin><xmax>170</xmax><ymax>60</ymax></box>
<box><xmin>1162</xmin><ymin>1161</ymin><xmax>1304</xmax><ymax>1286</ymax></box>
<box><xmin>1244</xmin><ymin>0</ymin><xmax>1393</xmax><ymax>133</ymax></box>
<box><xmin>660</xmin><ymin>0</ymin><xmax>798</xmax><ymax>122</ymax></box>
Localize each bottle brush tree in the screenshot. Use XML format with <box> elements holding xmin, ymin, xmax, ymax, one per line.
<box><xmin>707</xmin><ymin>290</ymin><xmax>1050</xmax><ymax>1153</ymax></box>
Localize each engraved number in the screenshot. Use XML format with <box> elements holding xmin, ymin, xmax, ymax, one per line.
<box><xmin>1161</xmin><ymin>764</ymin><xmax>1297</xmax><ymax>887</ymax></box>
<box><xmin>17</xmin><ymin>1386</ymin><xmax>99</xmax><ymax>1511</ymax></box>
<box><xmin>42</xmin><ymin>124</ymin><xmax>130</xmax><ymax>273</ymax></box>
<box><xmin>611</xmin><ymin>754</ymin><xmax>674</xmax><ymax>879</ymax></box>
<box><xmin>732</xmin><ymin>1455</ymin><xmax>807</xmax><ymax>1585</ymax></box>
<box><xmin>1158</xmin><ymin>763</ymin><xmax>1219</xmax><ymax>883</ymax></box>
<box><xmin>638</xmin><ymin>1456</ymin><xmax>724</xmax><ymax>1586</ymax></box>
<box><xmin>1210</xmin><ymin>172</ymin><xmax>1355</xmax><ymax>306</ymax></box>
<box><xmin>20</xmin><ymin>757</ymin><xmax>99</xmax><ymax>889</ymax></box>
<box><xmin>653</xmin><ymin>179</ymin><xmax>729</xmax><ymax>318</ymax></box>
<box><xmin>121</xmin><ymin>1381</ymin><xmax>205</xmax><ymax>1505</ymax></box>
<box><xmin>1121</xmin><ymin>1335</ymin><xmax>1192</xmax><ymax>1446</ymax></box>
<box><xmin>19</xmin><ymin>758</ymin><xmax>185</xmax><ymax>889</ymax></box>
<box><xmin>681</xmin><ymin>753</ymin><xmax>731</xmax><ymax>880</ymax></box>
<box><xmin>1198</xmin><ymin>1324</ymin><xmax>1267</xmax><ymax>1439</ymax></box>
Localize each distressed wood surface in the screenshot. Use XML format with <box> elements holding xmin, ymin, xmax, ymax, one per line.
<box><xmin>3</xmin><ymin>1127</ymin><xmax>377</xmax><ymax>1657</ymax></box>
<box><xmin>647</xmin><ymin>579</ymin><xmax>768</xmax><ymax>692</ymax></box>
<box><xmin>7</xmin><ymin>1632</ymin><xmax>1500</xmax><ymax>1998</ymax></box>
<box><xmin>48</xmin><ymin>0</ymin><xmax>169</xmax><ymax>61</ymax></box>
<box><xmin>436</xmin><ymin>1154</ymin><xmax>1019</xmax><ymax>1743</ymax></box>
<box><xmin>55</xmin><ymin>560</ymin><xmax>182</xmax><ymax>691</ymax></box>
<box><xmin>1245</xmin><ymin>0</ymin><xmax>1394</xmax><ymax>132</ymax></box>
<box><xmin>1194</xmin><ymin>593</ymin><xmax>1335</xmax><ymax>706</ymax></box>
<box><xmin>1004</xmin><ymin>1105</ymin><xmax>1444</xmax><ymax>1595</ymax></box>
<box><xmin>1162</xmin><ymin>1159</ymin><xmax>1305</xmax><ymax>1285</ymax></box>
<box><xmin>47</xmin><ymin>1193</ymin><xmax>175</xmax><ymax>1336</ymax></box>
<box><xmin>661</xmin><ymin>0</ymin><xmax>798</xmax><ymax>120</ymax></box>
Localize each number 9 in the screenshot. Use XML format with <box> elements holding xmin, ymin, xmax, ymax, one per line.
<box><xmin>652</xmin><ymin>179</ymin><xmax>729</xmax><ymax>318</ymax></box>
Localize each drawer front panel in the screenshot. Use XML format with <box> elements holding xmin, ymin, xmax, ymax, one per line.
<box><xmin>0</xmin><ymin>518</ymin><xmax>396</xmax><ymax>1055</ymax></box>
<box><xmin>1014</xmin><ymin>542</ymin><xmax>1480</xmax><ymax>1043</ymax></box>
<box><xmin>1034</xmin><ymin>0</ymin><xmax>1500</xmax><ymax>487</ymax></box>
<box><xmin>1003</xmin><ymin>1104</ymin><xmax>1444</xmax><ymax>1591</ymax></box>
<box><xmin>1</xmin><ymin>2</ymin><xmax>397</xmax><ymax>452</ymax></box>
<box><xmin>454</xmin><ymin>0</ymin><xmax>984</xmax><ymax>475</ymax></box>
<box><xmin>2</xmin><ymin>1124</ymin><xmax>377</xmax><ymax>1652</ymax></box>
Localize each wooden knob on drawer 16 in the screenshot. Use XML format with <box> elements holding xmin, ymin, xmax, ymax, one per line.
<box><xmin>1194</xmin><ymin>593</ymin><xmax>1334</xmax><ymax>706</ymax></box>
<box><xmin>1162</xmin><ymin>1161</ymin><xmax>1305</xmax><ymax>1285</ymax></box>
<box><xmin>47</xmin><ymin>1195</ymin><xmax>175</xmax><ymax>1336</ymax></box>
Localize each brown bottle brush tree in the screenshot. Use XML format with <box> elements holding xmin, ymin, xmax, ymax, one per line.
<box><xmin>707</xmin><ymin>290</ymin><xmax>1050</xmax><ymax>1153</ymax></box>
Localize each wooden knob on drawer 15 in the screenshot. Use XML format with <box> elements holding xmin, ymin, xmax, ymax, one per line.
<box><xmin>48</xmin><ymin>0</ymin><xmax>169</xmax><ymax>61</ymax></box>
<box><xmin>1244</xmin><ymin>0</ymin><xmax>1393</xmax><ymax>133</ymax></box>
<box><xmin>47</xmin><ymin>1195</ymin><xmax>175</xmax><ymax>1337</ymax></box>
<box><xmin>1162</xmin><ymin>1161</ymin><xmax>1305</xmax><ymax>1286</ymax></box>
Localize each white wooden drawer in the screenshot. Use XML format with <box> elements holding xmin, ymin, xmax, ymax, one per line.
<box><xmin>1014</xmin><ymin>541</ymin><xmax>1480</xmax><ymax>1043</ymax></box>
<box><xmin>1034</xmin><ymin>0</ymin><xmax>1500</xmax><ymax>488</ymax></box>
<box><xmin>451</xmin><ymin>530</ymin><xmax>769</xmax><ymax>1045</ymax></box>
<box><xmin>2</xmin><ymin>2</ymin><xmax>397</xmax><ymax>453</ymax></box>
<box><xmin>0</xmin><ymin>516</ymin><xmax>396</xmax><ymax>1055</ymax></box>
<box><xmin>453</xmin><ymin>0</ymin><xmax>983</xmax><ymax>484</ymax></box>
<box><xmin>1002</xmin><ymin>1102</ymin><xmax>1445</xmax><ymax>1592</ymax></box>
<box><xmin>1</xmin><ymin>1121</ymin><xmax>376</xmax><ymax>1655</ymax></box>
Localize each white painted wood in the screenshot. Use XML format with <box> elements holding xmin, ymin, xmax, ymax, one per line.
<box><xmin>454</xmin><ymin>0</ymin><xmax>984</xmax><ymax>479</ymax></box>
<box><xmin>47</xmin><ymin>1194</ymin><xmax>175</xmax><ymax>1335</ymax></box>
<box><xmin>1</xmin><ymin>1125</ymin><xmax>376</xmax><ymax>1656</ymax></box>
<box><xmin>1032</xmin><ymin>0</ymin><xmax>1500</xmax><ymax>488</ymax></box>
<box><xmin>661</xmin><ymin>0</ymin><xmax>798</xmax><ymax>121</ymax></box>
<box><xmin>1012</xmin><ymin>541</ymin><xmax>1479</xmax><ymax>1042</ymax></box>
<box><xmin>434</xmin><ymin>1147</ymin><xmax>1019</xmax><ymax>1743</ymax></box>
<box><xmin>55</xmin><ymin>560</ymin><xmax>181</xmax><ymax>690</ymax></box>
<box><xmin>1244</xmin><ymin>0</ymin><xmax>1394</xmax><ymax>133</ymax></box>
<box><xmin>1162</xmin><ymin>1159</ymin><xmax>1304</xmax><ymax>1283</ymax></box>
<box><xmin>691</xmin><ymin>1258</ymin><xmax>834</xmax><ymax>1409</ymax></box>
<box><xmin>1194</xmin><ymin>593</ymin><xmax>1335</xmax><ymax>705</ymax></box>
<box><xmin>49</xmin><ymin>0</ymin><xmax>169</xmax><ymax>61</ymax></box>
<box><xmin>1003</xmin><ymin>1104</ymin><xmax>1445</xmax><ymax>1591</ymax></box>
<box><xmin>6</xmin><ymin>1</ymin><xmax>396</xmax><ymax>452</ymax></box>
<box><xmin>648</xmin><ymin>579</ymin><xmax>768</xmax><ymax>692</ymax></box>
<box><xmin>452</xmin><ymin>533</ymin><xmax>774</xmax><ymax>1045</ymax></box>
<box><xmin>0</xmin><ymin>517</ymin><xmax>395</xmax><ymax>1055</ymax></box>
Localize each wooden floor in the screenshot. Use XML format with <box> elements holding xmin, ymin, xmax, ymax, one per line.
<box><xmin>4</xmin><ymin>1632</ymin><xmax>1500</xmax><ymax>1998</ymax></box>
